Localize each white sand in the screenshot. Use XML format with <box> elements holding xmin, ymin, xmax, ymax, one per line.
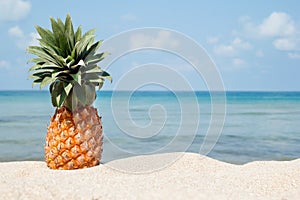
<box><xmin>0</xmin><ymin>152</ymin><xmax>299</xmax><ymax>200</ymax></box>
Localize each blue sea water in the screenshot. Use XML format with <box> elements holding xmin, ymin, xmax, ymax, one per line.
<box><xmin>0</xmin><ymin>90</ymin><xmax>299</xmax><ymax>164</ymax></box>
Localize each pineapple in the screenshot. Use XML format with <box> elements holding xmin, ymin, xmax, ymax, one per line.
<box><xmin>27</xmin><ymin>14</ymin><xmax>111</xmax><ymax>170</ymax></box>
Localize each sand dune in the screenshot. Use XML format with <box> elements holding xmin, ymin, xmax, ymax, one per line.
<box><xmin>1</xmin><ymin>152</ymin><xmax>299</xmax><ymax>199</ymax></box>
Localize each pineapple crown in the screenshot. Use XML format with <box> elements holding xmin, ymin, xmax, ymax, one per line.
<box><xmin>27</xmin><ymin>14</ymin><xmax>112</xmax><ymax>111</ymax></box>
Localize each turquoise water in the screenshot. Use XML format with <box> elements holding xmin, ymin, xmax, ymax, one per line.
<box><xmin>0</xmin><ymin>91</ymin><xmax>299</xmax><ymax>164</ymax></box>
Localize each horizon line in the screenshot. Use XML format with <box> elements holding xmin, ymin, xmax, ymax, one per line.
<box><xmin>1</xmin><ymin>89</ymin><xmax>300</xmax><ymax>92</ymax></box>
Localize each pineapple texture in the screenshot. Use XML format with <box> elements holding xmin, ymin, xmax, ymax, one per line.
<box><xmin>45</xmin><ymin>106</ymin><xmax>103</xmax><ymax>170</ymax></box>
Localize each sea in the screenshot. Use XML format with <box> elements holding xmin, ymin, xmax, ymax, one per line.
<box><xmin>0</xmin><ymin>90</ymin><xmax>299</xmax><ymax>164</ymax></box>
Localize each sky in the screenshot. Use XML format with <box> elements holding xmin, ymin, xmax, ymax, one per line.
<box><xmin>0</xmin><ymin>0</ymin><xmax>300</xmax><ymax>91</ymax></box>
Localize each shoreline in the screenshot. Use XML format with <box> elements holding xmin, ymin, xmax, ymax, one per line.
<box><xmin>1</xmin><ymin>152</ymin><xmax>299</xmax><ymax>199</ymax></box>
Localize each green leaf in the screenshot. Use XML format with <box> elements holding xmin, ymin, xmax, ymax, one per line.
<box><xmin>30</xmin><ymin>71</ymin><xmax>52</xmax><ymax>79</ymax></box>
<box><xmin>66</xmin><ymin>55</ymin><xmax>73</xmax><ymax>63</ymax></box>
<box><xmin>70</xmin><ymin>70</ymin><xmax>82</xmax><ymax>85</ymax></box>
<box><xmin>64</xmin><ymin>82</ymin><xmax>73</xmax><ymax>96</ymax></box>
<box><xmin>51</xmin><ymin>69</ymin><xmax>68</xmax><ymax>78</ymax></box>
<box><xmin>75</xmin><ymin>35</ymin><xmax>94</xmax><ymax>58</ymax></box>
<box><xmin>81</xmin><ymin>29</ymin><xmax>96</xmax><ymax>41</ymax></box>
<box><xmin>82</xmin><ymin>41</ymin><xmax>102</xmax><ymax>61</ymax></box>
<box><xmin>97</xmin><ymin>81</ymin><xmax>104</xmax><ymax>90</ymax></box>
<box><xmin>71</xmin><ymin>46</ymin><xmax>77</xmax><ymax>60</ymax></box>
<box><xmin>46</xmin><ymin>51</ymin><xmax>67</xmax><ymax>67</ymax></box>
<box><xmin>50</xmin><ymin>17</ymin><xmax>69</xmax><ymax>57</ymax></box>
<box><xmin>85</xmin><ymin>84</ymin><xmax>96</xmax><ymax>105</ymax></box>
<box><xmin>99</xmin><ymin>70</ymin><xmax>112</xmax><ymax>82</ymax></box>
<box><xmin>86</xmin><ymin>52</ymin><xmax>108</xmax><ymax>66</ymax></box>
<box><xmin>89</xmin><ymin>40</ymin><xmax>102</xmax><ymax>54</ymax></box>
<box><xmin>50</xmin><ymin>81</ymin><xmax>73</xmax><ymax>108</ymax></box>
<box><xmin>32</xmin><ymin>78</ymin><xmax>43</xmax><ymax>87</ymax></box>
<box><xmin>75</xmin><ymin>26</ymin><xmax>82</xmax><ymax>43</ymax></box>
<box><xmin>68</xmin><ymin>59</ymin><xmax>85</xmax><ymax>76</ymax></box>
<box><xmin>27</xmin><ymin>14</ymin><xmax>112</xmax><ymax>98</ymax></box>
<box><xmin>35</xmin><ymin>26</ymin><xmax>55</xmax><ymax>45</ymax></box>
<box><xmin>64</xmin><ymin>14</ymin><xmax>75</xmax><ymax>47</ymax></box>
<box><xmin>29</xmin><ymin>63</ymin><xmax>61</xmax><ymax>72</ymax></box>
<box><xmin>66</xmin><ymin>60</ymin><xmax>76</xmax><ymax>69</ymax></box>
<box><xmin>38</xmin><ymin>39</ymin><xmax>64</xmax><ymax>56</ymax></box>
<box><xmin>72</xmin><ymin>83</ymin><xmax>96</xmax><ymax>106</ymax></box>
<box><xmin>27</xmin><ymin>46</ymin><xmax>55</xmax><ymax>63</ymax></box>
<box><xmin>56</xmin><ymin>92</ymin><xmax>66</xmax><ymax>107</ymax></box>
<box><xmin>73</xmin><ymin>83</ymin><xmax>86</xmax><ymax>105</ymax></box>
<box><xmin>86</xmin><ymin>78</ymin><xmax>104</xmax><ymax>84</ymax></box>
<box><xmin>82</xmin><ymin>73</ymin><xmax>101</xmax><ymax>82</ymax></box>
<box><xmin>77</xmin><ymin>59</ymin><xmax>86</xmax><ymax>67</ymax></box>
<box><xmin>75</xmin><ymin>29</ymin><xmax>95</xmax><ymax>55</ymax></box>
<box><xmin>27</xmin><ymin>46</ymin><xmax>66</xmax><ymax>68</ymax></box>
<box><xmin>27</xmin><ymin>57</ymin><xmax>45</xmax><ymax>65</ymax></box>
<box><xmin>50</xmin><ymin>81</ymin><xmax>68</xmax><ymax>107</ymax></box>
<box><xmin>57</xmin><ymin>18</ymin><xmax>65</xmax><ymax>31</ymax></box>
<box><xmin>55</xmin><ymin>72</ymin><xmax>73</xmax><ymax>82</ymax></box>
<box><xmin>84</xmin><ymin>65</ymin><xmax>103</xmax><ymax>74</ymax></box>
<box><xmin>29</xmin><ymin>64</ymin><xmax>43</xmax><ymax>72</ymax></box>
<box><xmin>49</xmin><ymin>82</ymin><xmax>57</xmax><ymax>107</ymax></box>
<box><xmin>58</xmin><ymin>31</ymin><xmax>70</xmax><ymax>57</ymax></box>
<box><xmin>40</xmin><ymin>76</ymin><xmax>56</xmax><ymax>89</ymax></box>
<box><xmin>50</xmin><ymin>17</ymin><xmax>63</xmax><ymax>45</ymax></box>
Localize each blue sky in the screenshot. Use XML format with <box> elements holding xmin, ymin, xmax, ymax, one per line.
<box><xmin>0</xmin><ymin>0</ymin><xmax>300</xmax><ymax>91</ymax></box>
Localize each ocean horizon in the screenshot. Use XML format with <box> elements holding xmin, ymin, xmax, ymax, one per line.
<box><xmin>0</xmin><ymin>90</ymin><xmax>299</xmax><ymax>164</ymax></box>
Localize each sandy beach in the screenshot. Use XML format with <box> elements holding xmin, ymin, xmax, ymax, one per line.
<box><xmin>0</xmin><ymin>152</ymin><xmax>299</xmax><ymax>200</ymax></box>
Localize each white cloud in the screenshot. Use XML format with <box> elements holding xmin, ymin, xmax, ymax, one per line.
<box><xmin>238</xmin><ymin>15</ymin><xmax>252</xmax><ymax>24</ymax></box>
<box><xmin>130</xmin><ymin>30</ymin><xmax>179</xmax><ymax>49</ymax></box>
<box><xmin>236</xmin><ymin>15</ymin><xmax>256</xmax><ymax>37</ymax></box>
<box><xmin>8</xmin><ymin>26</ymin><xmax>24</xmax><ymax>38</ymax></box>
<box><xmin>28</xmin><ymin>32</ymin><xmax>40</xmax><ymax>46</ymax></box>
<box><xmin>255</xmin><ymin>50</ymin><xmax>264</xmax><ymax>57</ymax></box>
<box><xmin>207</xmin><ymin>36</ymin><xmax>219</xmax><ymax>44</ymax></box>
<box><xmin>0</xmin><ymin>0</ymin><xmax>31</xmax><ymax>21</ymax></box>
<box><xmin>0</xmin><ymin>60</ymin><xmax>10</xmax><ymax>69</ymax></box>
<box><xmin>229</xmin><ymin>58</ymin><xmax>247</xmax><ymax>70</ymax></box>
<box><xmin>121</xmin><ymin>13</ymin><xmax>137</xmax><ymax>21</ymax></box>
<box><xmin>213</xmin><ymin>12</ymin><xmax>300</xmax><ymax>66</ymax></box>
<box><xmin>8</xmin><ymin>26</ymin><xmax>39</xmax><ymax>50</ymax></box>
<box><xmin>214</xmin><ymin>44</ymin><xmax>235</xmax><ymax>57</ymax></box>
<box><xmin>232</xmin><ymin>38</ymin><xmax>252</xmax><ymax>50</ymax></box>
<box><xmin>258</xmin><ymin>12</ymin><xmax>296</xmax><ymax>37</ymax></box>
<box><xmin>238</xmin><ymin>12</ymin><xmax>300</xmax><ymax>55</ymax></box>
<box><xmin>214</xmin><ymin>37</ymin><xmax>252</xmax><ymax>57</ymax></box>
<box><xmin>273</xmin><ymin>38</ymin><xmax>297</xmax><ymax>51</ymax></box>
<box><xmin>288</xmin><ymin>53</ymin><xmax>300</xmax><ymax>59</ymax></box>
<box><xmin>232</xmin><ymin>58</ymin><xmax>245</xmax><ymax>66</ymax></box>
<box><xmin>239</xmin><ymin>12</ymin><xmax>297</xmax><ymax>38</ymax></box>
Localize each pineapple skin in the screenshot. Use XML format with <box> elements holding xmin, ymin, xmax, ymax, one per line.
<box><xmin>45</xmin><ymin>106</ymin><xmax>103</xmax><ymax>170</ymax></box>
